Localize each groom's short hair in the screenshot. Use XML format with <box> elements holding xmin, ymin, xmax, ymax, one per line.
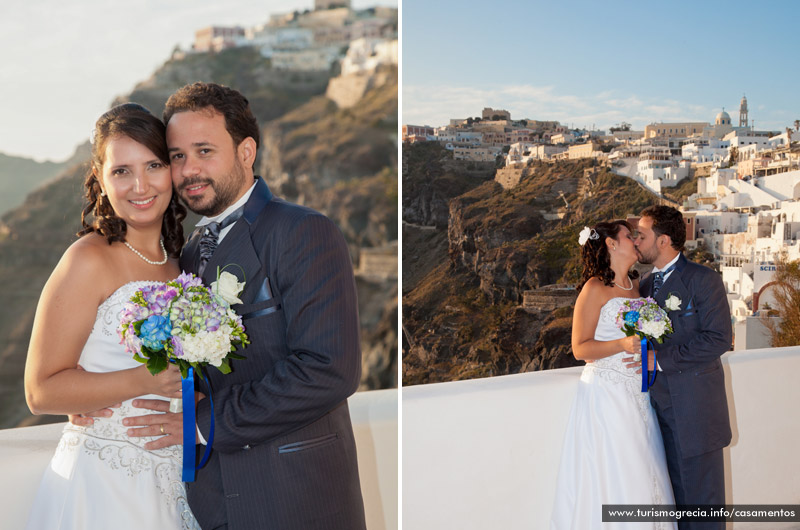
<box><xmin>163</xmin><ymin>82</ymin><xmax>260</xmax><ymax>157</ymax></box>
<box><xmin>640</xmin><ymin>205</ymin><xmax>686</xmax><ymax>251</ymax></box>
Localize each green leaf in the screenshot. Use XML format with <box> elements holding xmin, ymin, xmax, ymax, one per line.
<box><xmin>177</xmin><ymin>361</ymin><xmax>189</xmax><ymax>379</ymax></box>
<box><xmin>193</xmin><ymin>364</ymin><xmax>206</xmax><ymax>381</ymax></box>
<box><xmin>146</xmin><ymin>354</ymin><xmax>168</xmax><ymax>375</ymax></box>
<box><xmin>218</xmin><ymin>358</ymin><xmax>232</xmax><ymax>374</ymax></box>
<box><xmin>133</xmin><ymin>352</ymin><xmax>148</xmax><ymax>364</ymax></box>
<box><xmin>227</xmin><ymin>352</ymin><xmax>246</xmax><ymax>360</ymax></box>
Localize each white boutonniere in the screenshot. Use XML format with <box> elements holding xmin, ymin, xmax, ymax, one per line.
<box><xmin>212</xmin><ymin>270</ymin><xmax>246</xmax><ymax>305</ymax></box>
<box><xmin>664</xmin><ymin>294</ymin><xmax>682</xmax><ymax>311</ymax></box>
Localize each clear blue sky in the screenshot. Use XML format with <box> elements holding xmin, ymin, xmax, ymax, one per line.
<box><xmin>402</xmin><ymin>0</ymin><xmax>800</xmax><ymax>133</ymax></box>
<box><xmin>1</xmin><ymin>0</ymin><xmax>395</xmax><ymax>162</ymax></box>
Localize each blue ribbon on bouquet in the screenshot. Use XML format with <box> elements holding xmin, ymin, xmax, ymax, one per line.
<box><xmin>181</xmin><ymin>367</ymin><xmax>215</xmax><ymax>482</ymax></box>
<box><xmin>640</xmin><ymin>338</ymin><xmax>657</xmax><ymax>392</ymax></box>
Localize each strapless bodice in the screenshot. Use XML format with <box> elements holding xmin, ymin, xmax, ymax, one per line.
<box><xmin>67</xmin><ymin>281</ymin><xmax>179</xmax><ymax>459</ymax></box>
<box><xmin>587</xmin><ymin>296</ymin><xmax>641</xmax><ymax>374</ymax></box>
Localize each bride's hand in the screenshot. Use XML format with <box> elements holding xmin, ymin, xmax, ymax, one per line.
<box><xmin>620</xmin><ymin>335</ymin><xmax>642</xmax><ymax>354</ymax></box>
<box><xmin>144</xmin><ymin>364</ymin><xmax>183</xmax><ymax>399</ymax></box>
<box><xmin>621</xmin><ymin>336</ymin><xmax>644</xmax><ymax>371</ymax></box>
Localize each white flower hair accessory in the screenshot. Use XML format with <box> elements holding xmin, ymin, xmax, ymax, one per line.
<box><xmin>578</xmin><ymin>226</ymin><xmax>600</xmax><ymax>246</ymax></box>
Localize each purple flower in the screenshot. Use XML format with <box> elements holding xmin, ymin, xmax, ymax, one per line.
<box><xmin>171</xmin><ymin>336</ymin><xmax>184</xmax><ymax>357</ymax></box>
<box><xmin>175</xmin><ymin>271</ymin><xmax>203</xmax><ymax>290</ymax></box>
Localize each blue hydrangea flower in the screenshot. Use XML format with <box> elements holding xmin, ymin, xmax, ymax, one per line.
<box><xmin>140</xmin><ymin>314</ymin><xmax>172</xmax><ymax>351</ymax></box>
<box><xmin>624</xmin><ymin>311</ymin><xmax>640</xmax><ymax>325</ymax></box>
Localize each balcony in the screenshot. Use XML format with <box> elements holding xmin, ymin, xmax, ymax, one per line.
<box><xmin>404</xmin><ymin>347</ymin><xmax>800</xmax><ymax>529</ymax></box>
<box><xmin>0</xmin><ymin>389</ymin><xmax>397</xmax><ymax>530</ymax></box>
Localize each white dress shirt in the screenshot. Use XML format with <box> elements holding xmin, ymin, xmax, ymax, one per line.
<box><xmin>651</xmin><ymin>252</ymin><xmax>681</xmax><ymax>371</ymax></box>
<box><xmin>194</xmin><ymin>181</ymin><xmax>256</xmax><ymax>445</ymax></box>
<box><xmin>651</xmin><ymin>252</ymin><xmax>681</xmax><ymax>284</ymax></box>
<box><xmin>195</xmin><ymin>181</ymin><xmax>257</xmax><ymax>243</ymax></box>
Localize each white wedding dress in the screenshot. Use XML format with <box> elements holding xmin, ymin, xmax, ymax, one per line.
<box><xmin>551</xmin><ymin>297</ymin><xmax>676</xmax><ymax>530</ymax></box>
<box><xmin>26</xmin><ymin>281</ymin><xmax>200</xmax><ymax>530</ymax></box>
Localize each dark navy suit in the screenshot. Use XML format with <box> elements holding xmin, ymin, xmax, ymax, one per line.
<box><xmin>180</xmin><ymin>177</ymin><xmax>366</xmax><ymax>529</ymax></box>
<box><xmin>641</xmin><ymin>253</ymin><xmax>731</xmax><ymax>530</ymax></box>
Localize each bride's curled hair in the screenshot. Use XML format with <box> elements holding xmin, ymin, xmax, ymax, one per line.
<box><xmin>578</xmin><ymin>220</ymin><xmax>638</xmax><ymax>291</ymax></box>
<box><xmin>78</xmin><ymin>103</ymin><xmax>185</xmax><ymax>258</ymax></box>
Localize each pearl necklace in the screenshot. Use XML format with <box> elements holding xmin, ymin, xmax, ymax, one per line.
<box><xmin>615</xmin><ymin>276</ymin><xmax>634</xmax><ymax>291</ymax></box>
<box><xmin>124</xmin><ymin>239</ymin><xmax>168</xmax><ymax>265</ymax></box>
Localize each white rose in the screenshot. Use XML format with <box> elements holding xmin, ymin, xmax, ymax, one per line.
<box><xmin>211</xmin><ymin>271</ymin><xmax>245</xmax><ymax>305</ymax></box>
<box><xmin>664</xmin><ymin>295</ymin><xmax>682</xmax><ymax>312</ymax></box>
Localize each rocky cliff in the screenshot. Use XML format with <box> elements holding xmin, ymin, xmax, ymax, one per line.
<box><xmin>0</xmin><ymin>47</ymin><xmax>397</xmax><ymax>429</ymax></box>
<box><xmin>402</xmin><ymin>145</ymin><xmax>658</xmax><ymax>385</ymax></box>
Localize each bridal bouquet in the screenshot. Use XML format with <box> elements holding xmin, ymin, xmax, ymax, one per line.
<box><xmin>118</xmin><ymin>271</ymin><xmax>249</xmax><ymax>378</ymax></box>
<box><xmin>615</xmin><ymin>297</ymin><xmax>673</xmax><ymax>391</ymax></box>
<box><xmin>118</xmin><ymin>270</ymin><xmax>249</xmax><ymax>482</ymax></box>
<box><xmin>615</xmin><ymin>297</ymin><xmax>673</xmax><ymax>343</ymax></box>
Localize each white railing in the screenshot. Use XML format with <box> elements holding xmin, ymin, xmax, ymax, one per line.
<box><xmin>403</xmin><ymin>347</ymin><xmax>800</xmax><ymax>530</ymax></box>
<box><xmin>0</xmin><ymin>388</ymin><xmax>397</xmax><ymax>530</ymax></box>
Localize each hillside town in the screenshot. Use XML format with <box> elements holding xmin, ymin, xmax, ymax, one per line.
<box><xmin>185</xmin><ymin>0</ymin><xmax>397</xmax><ymax>77</ymax></box>
<box><xmin>403</xmin><ymin>98</ymin><xmax>800</xmax><ymax>350</ymax></box>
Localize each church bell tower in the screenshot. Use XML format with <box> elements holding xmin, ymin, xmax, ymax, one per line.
<box><xmin>739</xmin><ymin>95</ymin><xmax>749</xmax><ymax>128</ymax></box>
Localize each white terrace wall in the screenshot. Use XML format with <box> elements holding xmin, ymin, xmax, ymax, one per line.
<box><xmin>403</xmin><ymin>347</ymin><xmax>800</xmax><ymax>530</ymax></box>
<box><xmin>0</xmin><ymin>388</ymin><xmax>397</xmax><ymax>530</ymax></box>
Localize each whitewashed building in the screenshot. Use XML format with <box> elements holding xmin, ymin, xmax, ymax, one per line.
<box><xmin>681</xmin><ymin>138</ymin><xmax>730</xmax><ymax>164</ymax></box>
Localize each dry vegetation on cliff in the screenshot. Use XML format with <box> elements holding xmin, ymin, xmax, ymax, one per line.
<box><xmin>402</xmin><ymin>144</ymin><xmax>659</xmax><ymax>385</ymax></box>
<box><xmin>0</xmin><ymin>48</ymin><xmax>397</xmax><ymax>429</ymax></box>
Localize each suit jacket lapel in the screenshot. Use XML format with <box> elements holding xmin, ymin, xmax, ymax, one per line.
<box><xmin>640</xmin><ymin>272</ymin><xmax>654</xmax><ymax>298</ymax></box>
<box><xmin>655</xmin><ymin>253</ymin><xmax>690</xmax><ymax>306</ymax></box>
<box><xmin>198</xmin><ymin>176</ymin><xmax>274</xmax><ymax>300</ymax></box>
<box><xmin>180</xmin><ymin>227</ymin><xmax>203</xmax><ymax>274</ymax></box>
<box><xmin>201</xmin><ymin>220</ymin><xmax>260</xmax><ymax>290</ymax></box>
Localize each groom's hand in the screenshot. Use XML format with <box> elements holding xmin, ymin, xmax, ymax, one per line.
<box><xmin>126</xmin><ymin>398</ymin><xmax>184</xmax><ymax>449</ymax></box>
<box><xmin>622</xmin><ymin>355</ymin><xmax>640</xmax><ymax>371</ymax></box>
<box><xmin>623</xmin><ymin>349</ymin><xmax>655</xmax><ymax>374</ymax></box>
<box><xmin>68</xmin><ymin>403</ymin><xmax>122</xmax><ymax>427</ymax></box>
<box><xmin>126</xmin><ymin>392</ymin><xmax>206</xmax><ymax>449</ymax></box>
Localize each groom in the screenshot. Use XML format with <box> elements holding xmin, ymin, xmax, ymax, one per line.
<box><xmin>634</xmin><ymin>205</ymin><xmax>731</xmax><ymax>529</ymax></box>
<box><xmin>131</xmin><ymin>83</ymin><xmax>366</xmax><ymax>529</ymax></box>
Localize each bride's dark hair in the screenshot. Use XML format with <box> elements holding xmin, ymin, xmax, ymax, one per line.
<box><xmin>78</xmin><ymin>103</ymin><xmax>185</xmax><ymax>258</ymax></box>
<box><xmin>578</xmin><ymin>220</ymin><xmax>639</xmax><ymax>291</ymax></box>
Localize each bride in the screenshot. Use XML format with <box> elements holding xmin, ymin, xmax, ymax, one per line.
<box><xmin>24</xmin><ymin>104</ymin><xmax>199</xmax><ymax>529</ymax></box>
<box><xmin>551</xmin><ymin>220</ymin><xmax>676</xmax><ymax>530</ymax></box>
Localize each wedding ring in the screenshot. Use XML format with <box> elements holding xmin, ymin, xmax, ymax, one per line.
<box><xmin>160</xmin><ymin>424</ymin><xmax>165</xmax><ymax>435</ymax></box>
<box><xmin>632</xmin><ymin>354</ymin><xmax>641</xmax><ymax>362</ymax></box>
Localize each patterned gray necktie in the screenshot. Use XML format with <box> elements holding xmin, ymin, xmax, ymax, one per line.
<box><xmin>197</xmin><ymin>206</ymin><xmax>245</xmax><ymax>276</ymax></box>
<box><xmin>652</xmin><ymin>264</ymin><xmax>676</xmax><ymax>296</ymax></box>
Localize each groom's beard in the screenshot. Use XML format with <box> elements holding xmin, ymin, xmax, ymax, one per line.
<box><xmin>635</xmin><ymin>246</ymin><xmax>657</xmax><ymax>265</ymax></box>
<box><xmin>178</xmin><ymin>159</ymin><xmax>247</xmax><ymax>216</ymax></box>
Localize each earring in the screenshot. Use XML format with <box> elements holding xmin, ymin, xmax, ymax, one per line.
<box><xmin>100</xmin><ymin>190</ymin><xmax>106</xmax><ymax>197</ymax></box>
<box><xmin>612</xmin><ymin>245</ymin><xmax>616</xmax><ymax>250</ymax></box>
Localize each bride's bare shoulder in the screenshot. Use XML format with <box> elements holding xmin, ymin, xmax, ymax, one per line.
<box><xmin>577</xmin><ymin>277</ymin><xmax>613</xmax><ymax>309</ymax></box>
<box><xmin>48</xmin><ymin>234</ymin><xmax>115</xmax><ymax>293</ymax></box>
<box><xmin>61</xmin><ymin>233</ymin><xmax>111</xmax><ymax>268</ymax></box>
